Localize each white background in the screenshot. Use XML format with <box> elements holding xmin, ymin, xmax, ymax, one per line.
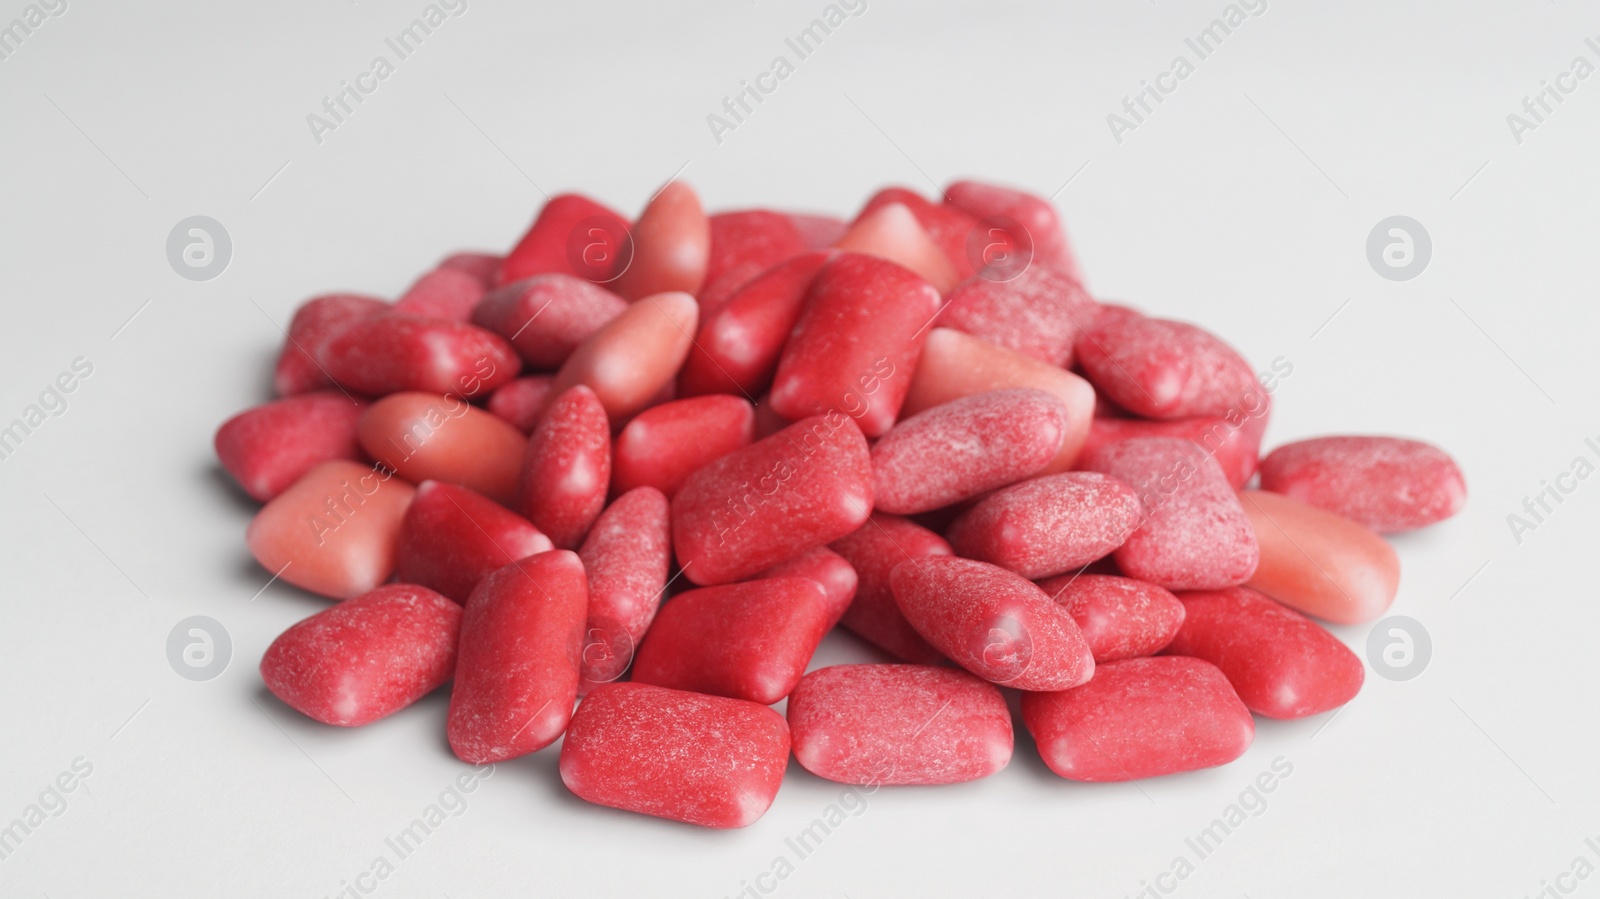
<box><xmin>2</xmin><ymin>1</ymin><xmax>1596</xmax><ymax>896</ymax></box>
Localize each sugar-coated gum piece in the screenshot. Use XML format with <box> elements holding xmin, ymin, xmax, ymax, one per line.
<box><xmin>614</xmin><ymin>181</ymin><xmax>709</xmax><ymax>302</ymax></box>
<box><xmin>446</xmin><ymin>550</ymin><xmax>588</xmax><ymax>762</ymax></box>
<box><xmin>498</xmin><ymin>193</ymin><xmax>631</xmax><ymax>286</ymax></box>
<box><xmin>856</xmin><ymin>187</ymin><xmax>979</xmax><ymax>281</ymax></box>
<box><xmin>902</xmin><ymin>328</ymin><xmax>1095</xmax><ymax>472</ymax></box>
<box><xmin>389</xmin><ymin>267</ymin><xmax>485</xmax><ymax>321</ymax></box>
<box><xmin>246</xmin><ymin>460</ymin><xmax>416</xmax><ymax>600</ymax></box>
<box><xmin>550</xmin><ymin>291</ymin><xmax>698</xmax><ymax>423</ymax></box>
<box><xmin>829</xmin><ymin>514</ymin><xmax>950</xmax><ymax>664</ymax></box>
<box><xmin>437</xmin><ymin>251</ymin><xmax>502</xmax><ymax>286</ymax></box>
<box><xmin>559</xmin><ymin>682</ymin><xmax>790</xmax><ymax>828</ymax></box>
<box><xmin>1258</xmin><ymin>435</ymin><xmax>1466</xmax><ymax>533</ymax></box>
<box><xmin>1038</xmin><ymin>573</ymin><xmax>1185</xmax><ymax>662</ymax></box>
<box><xmin>1022</xmin><ymin>656</ymin><xmax>1253</xmax><ymax>782</ymax></box>
<box><xmin>260</xmin><ymin>584</ymin><xmax>461</xmax><ymax>726</ymax></box>
<box><xmin>1081</xmin><ymin>437</ymin><xmax>1258</xmax><ymax>590</ymax></box>
<box><xmin>755</xmin><ymin>545</ymin><xmax>858</xmax><ymax>629</ymax></box>
<box><xmin>319</xmin><ymin>315</ymin><xmax>519</xmax><ymax>398</ymax></box>
<box><xmin>946</xmin><ymin>472</ymin><xmax>1142</xmax><ymax>580</ymax></box>
<box><xmin>358</xmin><ymin>391</ymin><xmax>527</xmax><ymax>506</ymax></box>
<box><xmin>671</xmin><ymin>413</ymin><xmax>873</xmax><ymax>586</ymax></box>
<box><xmin>472</xmin><ymin>274</ymin><xmax>628</xmax><ymax>369</ymax></box>
<box><xmin>769</xmin><ymin>252</ymin><xmax>942</xmax><ymax>437</ymax></box>
<box><xmin>1238</xmin><ymin>489</ymin><xmax>1400</xmax><ymax>625</ymax></box>
<box><xmin>393</xmin><ymin>481</ymin><xmax>553</xmax><ymax>603</ymax></box>
<box><xmin>273</xmin><ymin>293</ymin><xmax>386</xmax><ymax>397</ymax></box>
<box><xmin>699</xmin><ymin>210</ymin><xmax>808</xmax><ymax>314</ymax></box>
<box><xmin>834</xmin><ymin>202</ymin><xmax>961</xmax><ymax>294</ymax></box>
<box><xmin>943</xmin><ymin>179</ymin><xmax>1081</xmax><ymax>281</ymax></box>
<box><xmin>611</xmin><ymin>395</ymin><xmax>755</xmax><ymax>498</ymax></box>
<box><xmin>1080</xmin><ymin>413</ymin><xmax>1267</xmax><ymax>491</ymax></box>
<box><xmin>576</xmin><ymin>487</ymin><xmax>671</xmax><ymax>688</ymax></box>
<box><xmin>937</xmin><ymin>265</ymin><xmax>1095</xmax><ymax>366</ymax></box>
<box><xmin>1076</xmin><ymin>316</ymin><xmax>1266</xmax><ymax>422</ymax></box>
<box><xmin>514</xmin><ymin>385</ymin><xmax>611</xmax><ymax>550</ymax></box>
<box><xmin>215</xmin><ymin>391</ymin><xmax>367</xmax><ymax>502</ymax></box>
<box><xmin>871</xmin><ymin>388</ymin><xmax>1067</xmax><ymax>515</ymax></box>
<box><xmin>890</xmin><ymin>556</ymin><xmax>1094</xmax><ymax>691</ymax></box>
<box><xmin>788</xmin><ymin>664</ymin><xmax>1012</xmax><ymax>785</ymax></box>
<box><xmin>485</xmin><ymin>375</ymin><xmax>554</xmax><ymax>434</ymax></box>
<box><xmin>1165</xmin><ymin>586</ymin><xmax>1364</xmax><ymax>719</ymax></box>
<box><xmin>677</xmin><ymin>251</ymin><xmax>833</xmax><ymax>398</ymax></box>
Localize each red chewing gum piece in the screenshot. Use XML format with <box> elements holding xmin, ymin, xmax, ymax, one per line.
<box><xmin>829</xmin><ymin>514</ymin><xmax>951</xmax><ymax>664</ymax></box>
<box><xmin>1076</xmin><ymin>315</ymin><xmax>1268</xmax><ymax>422</ymax></box>
<box><xmin>560</xmin><ymin>682</ymin><xmax>790</xmax><ymax>828</ymax></box>
<box><xmin>677</xmin><ymin>251</ymin><xmax>833</xmax><ymax>398</ymax></box>
<box><xmin>943</xmin><ymin>179</ymin><xmax>1081</xmax><ymax>282</ymax></box>
<box><xmin>389</xmin><ymin>266</ymin><xmax>485</xmax><ymax>321</ymax></box>
<box><xmin>260</xmin><ymin>584</ymin><xmax>461</xmax><ymax>727</ymax></box>
<box><xmin>1238</xmin><ymin>489</ymin><xmax>1400</xmax><ymax>625</ymax></box>
<box><xmin>514</xmin><ymin>385</ymin><xmax>611</xmax><ymax>550</ymax></box>
<box><xmin>1037</xmin><ymin>574</ymin><xmax>1186</xmax><ymax>662</ymax></box>
<box><xmin>937</xmin><ymin>265</ymin><xmax>1095</xmax><ymax>366</ymax></box>
<box><xmin>394</xmin><ymin>480</ymin><xmax>553</xmax><ymax>603</ymax></box>
<box><xmin>319</xmin><ymin>315</ymin><xmax>519</xmax><ymax>398</ymax></box>
<box><xmin>755</xmin><ymin>545</ymin><xmax>858</xmax><ymax>629</ymax></box>
<box><xmin>486</xmin><ymin>375</ymin><xmax>555</xmax><ymax>434</ymax></box>
<box><xmin>498</xmin><ymin>193</ymin><xmax>631</xmax><ymax>286</ymax></box>
<box><xmin>1258</xmin><ymin>435</ymin><xmax>1466</xmax><ymax>533</ymax></box>
<box><xmin>437</xmin><ymin>251</ymin><xmax>502</xmax><ymax>286</ymax></box>
<box><xmin>215</xmin><ymin>390</ymin><xmax>367</xmax><ymax>502</ymax></box>
<box><xmin>946</xmin><ymin>472</ymin><xmax>1142</xmax><ymax>580</ymax></box>
<box><xmin>472</xmin><ymin>274</ymin><xmax>628</xmax><ymax>369</ymax></box>
<box><xmin>359</xmin><ymin>392</ymin><xmax>527</xmax><ymax>506</ymax></box>
<box><xmin>273</xmin><ymin>293</ymin><xmax>386</xmax><ymax>397</ymax></box>
<box><xmin>699</xmin><ymin>210</ymin><xmax>808</xmax><ymax>313</ymax></box>
<box><xmin>611</xmin><ymin>395</ymin><xmax>755</xmax><ymax>498</ymax></box>
<box><xmin>1079</xmin><ymin>413</ymin><xmax>1268</xmax><ymax>491</ymax></box>
<box><xmin>576</xmin><ymin>486</ymin><xmax>671</xmax><ymax>689</ymax></box>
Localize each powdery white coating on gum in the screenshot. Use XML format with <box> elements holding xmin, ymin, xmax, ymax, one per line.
<box><xmin>1076</xmin><ymin>315</ymin><xmax>1262</xmax><ymax>421</ymax></box>
<box><xmin>1038</xmin><ymin>573</ymin><xmax>1186</xmax><ymax>662</ymax></box>
<box><xmin>945</xmin><ymin>471</ymin><xmax>1142</xmax><ymax>579</ymax></box>
<box><xmin>937</xmin><ymin>265</ymin><xmax>1095</xmax><ymax>366</ymax></box>
<box><xmin>1258</xmin><ymin>435</ymin><xmax>1466</xmax><ymax>533</ymax></box>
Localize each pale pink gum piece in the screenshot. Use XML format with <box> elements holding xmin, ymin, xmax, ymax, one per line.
<box><xmin>1037</xmin><ymin>573</ymin><xmax>1185</xmax><ymax>662</ymax></box>
<box><xmin>1081</xmin><ymin>437</ymin><xmax>1259</xmax><ymax>591</ymax></box>
<box><xmin>273</xmin><ymin>293</ymin><xmax>387</xmax><ymax>397</ymax></box>
<box><xmin>614</xmin><ymin>180</ymin><xmax>710</xmax><ymax>301</ymax></box>
<box><xmin>786</xmin><ymin>212</ymin><xmax>848</xmax><ymax>250</ymax></box>
<box><xmin>937</xmin><ymin>265</ymin><xmax>1095</xmax><ymax>366</ymax></box>
<box><xmin>1021</xmin><ymin>656</ymin><xmax>1253</xmax><ymax>782</ymax></box>
<box><xmin>943</xmin><ymin>179</ymin><xmax>1081</xmax><ymax>281</ymax></box>
<box><xmin>833</xmin><ymin>202</ymin><xmax>960</xmax><ymax>294</ymax></box>
<box><xmin>829</xmin><ymin>514</ymin><xmax>950</xmax><ymax>664</ymax></box>
<box><xmin>870</xmin><ymin>387</ymin><xmax>1068</xmax><ymax>515</ymax></box>
<box><xmin>787</xmin><ymin>664</ymin><xmax>1012</xmax><ymax>785</ymax></box>
<box><xmin>357</xmin><ymin>391</ymin><xmax>527</xmax><ymax>507</ymax></box>
<box><xmin>890</xmin><ymin>556</ymin><xmax>1094</xmax><ymax>691</ymax></box>
<box><xmin>447</xmin><ymin>550</ymin><xmax>589</xmax><ymax>763</ymax></box>
<box><xmin>393</xmin><ymin>480</ymin><xmax>553</xmax><ymax>603</ymax></box>
<box><xmin>514</xmin><ymin>385</ymin><xmax>611</xmax><ymax>550</ymax></box>
<box><xmin>1257</xmin><ymin>435</ymin><xmax>1466</xmax><ymax>533</ymax></box>
<box><xmin>485</xmin><ymin>375</ymin><xmax>555</xmax><ymax>434</ymax></box>
<box><xmin>902</xmin><ymin>328</ymin><xmax>1095</xmax><ymax>472</ymax></box>
<box><xmin>215</xmin><ymin>390</ymin><xmax>367</xmax><ymax>502</ymax></box>
<box><xmin>755</xmin><ymin>545</ymin><xmax>858</xmax><ymax>629</ymax></box>
<box><xmin>389</xmin><ymin>266</ymin><xmax>485</xmax><ymax>321</ymax></box>
<box><xmin>946</xmin><ymin>472</ymin><xmax>1142</xmax><ymax>580</ymax></box>
<box><xmin>611</xmin><ymin>395</ymin><xmax>755</xmax><ymax>498</ymax></box>
<box><xmin>471</xmin><ymin>274</ymin><xmax>628</xmax><ymax>369</ymax></box>
<box><xmin>576</xmin><ymin>486</ymin><xmax>671</xmax><ymax>690</ymax></box>
<box><xmin>768</xmin><ymin>252</ymin><xmax>942</xmax><ymax>437</ymax></box>
<box><xmin>245</xmin><ymin>460</ymin><xmax>416</xmax><ymax>600</ymax></box>
<box><xmin>260</xmin><ymin>583</ymin><xmax>461</xmax><ymax>727</ymax></box>
<box><xmin>1238</xmin><ymin>488</ymin><xmax>1400</xmax><ymax>625</ymax></box>
<box><xmin>855</xmin><ymin>187</ymin><xmax>980</xmax><ymax>280</ymax></box>
<box><xmin>1076</xmin><ymin>315</ymin><xmax>1266</xmax><ymax>421</ymax></box>
<box><xmin>549</xmin><ymin>290</ymin><xmax>698</xmax><ymax>423</ymax></box>
<box><xmin>559</xmin><ymin>682</ymin><xmax>790</xmax><ymax>829</ymax></box>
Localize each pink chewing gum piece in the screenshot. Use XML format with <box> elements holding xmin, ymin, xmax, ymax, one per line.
<box><xmin>786</xmin><ymin>212</ymin><xmax>847</xmax><ymax>250</ymax></box>
<box><xmin>576</xmin><ymin>486</ymin><xmax>671</xmax><ymax>689</ymax></box>
<box><xmin>611</xmin><ymin>395</ymin><xmax>755</xmax><ymax>498</ymax></box>
<box><xmin>358</xmin><ymin>391</ymin><xmax>527</xmax><ymax>506</ymax></box>
<box><xmin>631</xmin><ymin>577</ymin><xmax>832</xmax><ymax>704</ymax></box>
<box><xmin>393</xmin><ymin>481</ymin><xmax>553</xmax><ymax>603</ymax></box>
<box><xmin>890</xmin><ymin>556</ymin><xmax>1094</xmax><ymax>691</ymax></box>
<box><xmin>871</xmin><ymin>388</ymin><xmax>1068</xmax><ymax>515</ymax></box>
<box><xmin>769</xmin><ymin>252</ymin><xmax>942</xmax><ymax>437</ymax></box>
<box><xmin>485</xmin><ymin>375</ymin><xmax>554</xmax><ymax>434</ymax></box>
<box><xmin>1022</xmin><ymin>656</ymin><xmax>1253</xmax><ymax>782</ymax></box>
<box><xmin>856</xmin><ymin>187</ymin><xmax>979</xmax><ymax>281</ymax></box>
<box><xmin>1080</xmin><ymin>437</ymin><xmax>1259</xmax><ymax>590</ymax></box>
<box><xmin>514</xmin><ymin>385</ymin><xmax>611</xmax><ymax>550</ymax></box>
<box><xmin>1238</xmin><ymin>488</ymin><xmax>1400</xmax><ymax>625</ymax></box>
<box><xmin>829</xmin><ymin>514</ymin><xmax>950</xmax><ymax>664</ymax></box>
<box><xmin>273</xmin><ymin>293</ymin><xmax>387</xmax><ymax>397</ymax></box>
<box><xmin>260</xmin><ymin>584</ymin><xmax>461</xmax><ymax>727</ymax></box>
<box><xmin>245</xmin><ymin>460</ymin><xmax>416</xmax><ymax>600</ymax></box>
<box><xmin>834</xmin><ymin>202</ymin><xmax>961</xmax><ymax>294</ymax></box>
<box><xmin>613</xmin><ymin>181</ymin><xmax>710</xmax><ymax>301</ymax></box>
<box><xmin>560</xmin><ymin>682</ymin><xmax>790</xmax><ymax>829</ymax></box>
<box><xmin>788</xmin><ymin>664</ymin><xmax>1012</xmax><ymax>786</ymax></box>
<box><xmin>498</xmin><ymin>193</ymin><xmax>631</xmax><ymax>286</ymax></box>
<box><xmin>677</xmin><ymin>250</ymin><xmax>833</xmax><ymax>399</ymax></box>
<box><xmin>946</xmin><ymin>472</ymin><xmax>1142</xmax><ymax>580</ymax></box>
<box><xmin>902</xmin><ymin>328</ymin><xmax>1095</xmax><ymax>473</ymax></box>
<box><xmin>319</xmin><ymin>315</ymin><xmax>519</xmax><ymax>399</ymax></box>
<box><xmin>699</xmin><ymin>210</ymin><xmax>809</xmax><ymax>314</ymax></box>
<box><xmin>1037</xmin><ymin>573</ymin><xmax>1186</xmax><ymax>662</ymax></box>
<box><xmin>943</xmin><ymin>179</ymin><xmax>1080</xmax><ymax>282</ymax></box>
<box><xmin>471</xmin><ymin>274</ymin><xmax>628</xmax><ymax>369</ymax></box>
<box><xmin>1258</xmin><ymin>435</ymin><xmax>1467</xmax><ymax>533</ymax></box>
<box><xmin>215</xmin><ymin>391</ymin><xmax>367</xmax><ymax>502</ymax></box>
<box><xmin>671</xmin><ymin>413</ymin><xmax>873</xmax><ymax>586</ymax></box>
<box><xmin>446</xmin><ymin>550</ymin><xmax>589</xmax><ymax>763</ymax></box>
<box><xmin>1079</xmin><ymin>413</ymin><xmax>1268</xmax><ymax>491</ymax></box>
<box><xmin>1076</xmin><ymin>315</ymin><xmax>1267</xmax><ymax>422</ymax></box>
<box><xmin>755</xmin><ymin>545</ymin><xmax>858</xmax><ymax>629</ymax></box>
<box><xmin>549</xmin><ymin>291</ymin><xmax>698</xmax><ymax>423</ymax></box>
<box><xmin>437</xmin><ymin>251</ymin><xmax>502</xmax><ymax>286</ymax></box>
<box><xmin>389</xmin><ymin>266</ymin><xmax>485</xmax><ymax>321</ymax></box>
<box><xmin>937</xmin><ymin>265</ymin><xmax>1096</xmax><ymax>367</ymax></box>
<box><xmin>1165</xmin><ymin>586</ymin><xmax>1364</xmax><ymax>719</ymax></box>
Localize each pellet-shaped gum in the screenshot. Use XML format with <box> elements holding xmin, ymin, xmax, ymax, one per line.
<box><xmin>614</xmin><ymin>181</ymin><xmax>709</xmax><ymax>301</ymax></box>
<box><xmin>1038</xmin><ymin>573</ymin><xmax>1185</xmax><ymax>662</ymax></box>
<box><xmin>946</xmin><ymin>472</ymin><xmax>1142</xmax><ymax>580</ymax></box>
<box><xmin>829</xmin><ymin>514</ymin><xmax>950</xmax><ymax>664</ymax></box>
<box><xmin>319</xmin><ymin>315</ymin><xmax>519</xmax><ymax>398</ymax></box>
<box><xmin>1080</xmin><ymin>413</ymin><xmax>1268</xmax><ymax>491</ymax></box>
<box><xmin>550</xmin><ymin>291</ymin><xmax>698</xmax><ymax>423</ymax></box>
<box><xmin>485</xmin><ymin>375</ymin><xmax>554</xmax><ymax>434</ymax></box>
<box><xmin>576</xmin><ymin>487</ymin><xmax>671</xmax><ymax>688</ymax></box>
<box><xmin>943</xmin><ymin>179</ymin><xmax>1080</xmax><ymax>281</ymax></box>
<box><xmin>677</xmin><ymin>251</ymin><xmax>833</xmax><ymax>398</ymax></box>
<box><xmin>389</xmin><ymin>267</ymin><xmax>485</xmax><ymax>321</ymax></box>
<box><xmin>857</xmin><ymin>187</ymin><xmax>979</xmax><ymax>281</ymax></box>
<box><xmin>611</xmin><ymin>395</ymin><xmax>755</xmax><ymax>498</ymax></box>
<box><xmin>1258</xmin><ymin>435</ymin><xmax>1466</xmax><ymax>533</ymax></box>
<box><xmin>1238</xmin><ymin>489</ymin><xmax>1399</xmax><ymax>625</ymax></box>
<box><xmin>471</xmin><ymin>274</ymin><xmax>628</xmax><ymax>369</ymax></box>
<box><xmin>756</xmin><ymin>545</ymin><xmax>858</xmax><ymax>628</ymax></box>
<box><xmin>937</xmin><ymin>265</ymin><xmax>1095</xmax><ymax>366</ymax></box>
<box><xmin>1076</xmin><ymin>315</ymin><xmax>1266</xmax><ymax>422</ymax></box>
<box><xmin>498</xmin><ymin>193</ymin><xmax>631</xmax><ymax>286</ymax></box>
<box><xmin>273</xmin><ymin>293</ymin><xmax>386</xmax><ymax>397</ymax></box>
<box><xmin>393</xmin><ymin>481</ymin><xmax>553</xmax><ymax>603</ymax></box>
<box><xmin>699</xmin><ymin>210</ymin><xmax>808</xmax><ymax>313</ymax></box>
<box><xmin>215</xmin><ymin>391</ymin><xmax>367</xmax><ymax>502</ymax></box>
<box><xmin>358</xmin><ymin>392</ymin><xmax>527</xmax><ymax>506</ymax></box>
<box><xmin>514</xmin><ymin>385</ymin><xmax>611</xmax><ymax>550</ymax></box>
<box><xmin>834</xmin><ymin>202</ymin><xmax>961</xmax><ymax>294</ymax></box>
